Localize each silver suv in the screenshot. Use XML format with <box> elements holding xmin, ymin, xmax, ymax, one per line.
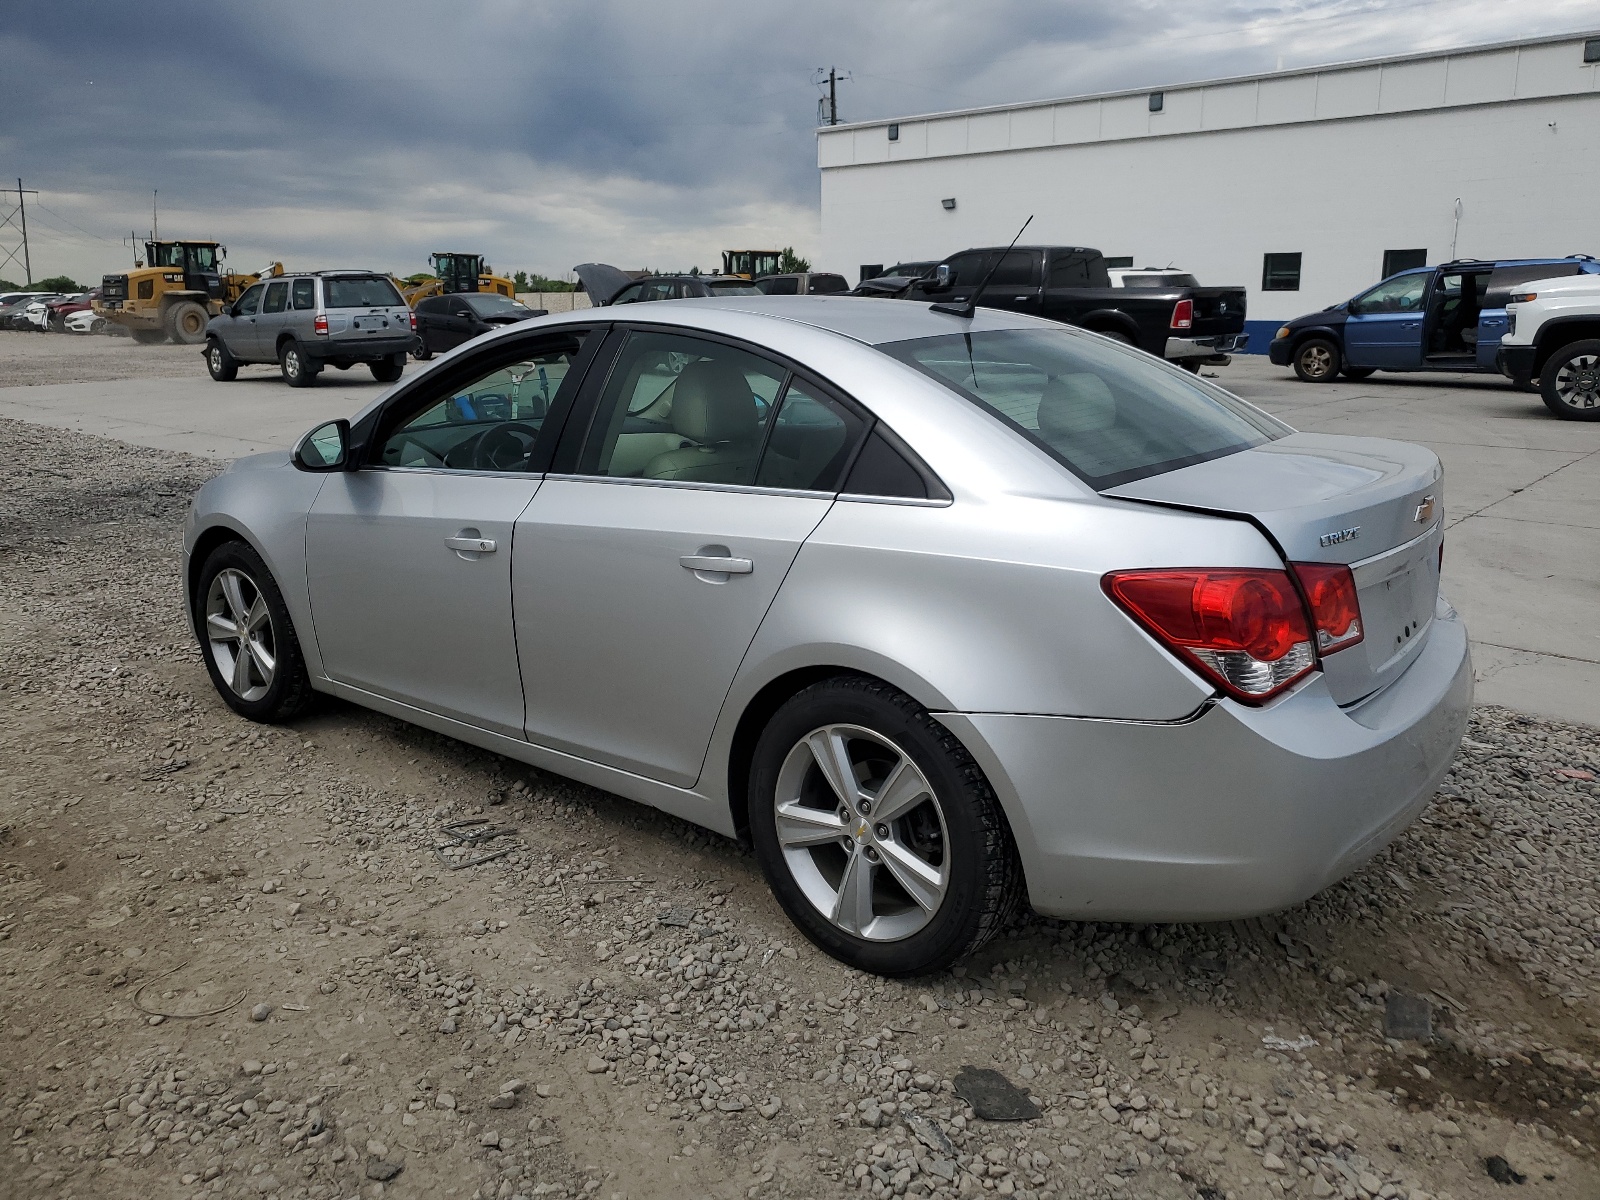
<box><xmin>203</xmin><ymin>271</ymin><xmax>415</xmax><ymax>387</ymax></box>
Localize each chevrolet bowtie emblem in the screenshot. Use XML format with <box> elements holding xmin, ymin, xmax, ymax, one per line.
<box><xmin>854</xmin><ymin>820</ymin><xmax>871</xmax><ymax>841</ymax></box>
<box><xmin>1413</xmin><ymin>495</ymin><xmax>1436</xmax><ymax>524</ymax></box>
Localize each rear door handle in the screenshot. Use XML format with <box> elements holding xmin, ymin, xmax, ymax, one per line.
<box><xmin>680</xmin><ymin>555</ymin><xmax>752</xmax><ymax>574</ymax></box>
<box><xmin>446</xmin><ymin>535</ymin><xmax>497</xmax><ymax>553</ymax></box>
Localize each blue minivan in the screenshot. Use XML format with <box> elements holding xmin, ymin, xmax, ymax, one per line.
<box><xmin>1269</xmin><ymin>257</ymin><xmax>1600</xmax><ymax>383</ymax></box>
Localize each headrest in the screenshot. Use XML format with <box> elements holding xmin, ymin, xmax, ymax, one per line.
<box><xmin>671</xmin><ymin>360</ymin><xmax>758</xmax><ymax>443</ymax></box>
<box><xmin>1037</xmin><ymin>373</ymin><xmax>1117</xmax><ymax>441</ymax></box>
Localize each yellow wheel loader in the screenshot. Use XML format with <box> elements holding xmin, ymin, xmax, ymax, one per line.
<box><xmin>394</xmin><ymin>252</ymin><xmax>516</xmax><ymax>307</ymax></box>
<box><xmin>95</xmin><ymin>241</ymin><xmax>282</xmax><ymax>344</ymax></box>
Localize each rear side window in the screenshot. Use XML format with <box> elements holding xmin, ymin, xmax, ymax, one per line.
<box><xmin>809</xmin><ymin>274</ymin><xmax>849</xmax><ymax>294</ymax></box>
<box><xmin>754</xmin><ymin>381</ymin><xmax>864</xmax><ymax>491</ymax></box>
<box><xmin>843</xmin><ymin>430</ymin><xmax>929</xmax><ymax>499</ymax></box>
<box><xmin>323</xmin><ymin>276</ymin><xmax>403</xmax><ymax>308</ymax></box>
<box><xmin>291</xmin><ymin>278</ymin><xmax>315</xmax><ymax>310</ymax></box>
<box><xmin>262</xmin><ymin>281</ymin><xmax>288</xmax><ymax>314</ymax></box>
<box><xmin>1049</xmin><ymin>252</ymin><xmax>1098</xmax><ymax>288</ymax></box>
<box><xmin>883</xmin><ymin>327</ymin><xmax>1287</xmax><ymax>490</ymax></box>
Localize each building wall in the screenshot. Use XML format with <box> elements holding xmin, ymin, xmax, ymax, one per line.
<box><xmin>817</xmin><ymin>36</ymin><xmax>1600</xmax><ymax>348</ymax></box>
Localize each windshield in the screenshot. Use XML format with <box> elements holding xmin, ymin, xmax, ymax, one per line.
<box><xmin>323</xmin><ymin>276</ymin><xmax>404</xmax><ymax>308</ymax></box>
<box><xmin>883</xmin><ymin>328</ymin><xmax>1287</xmax><ymax>490</ymax></box>
<box><xmin>462</xmin><ymin>293</ymin><xmax>532</xmax><ymax>317</ymax></box>
<box><xmin>1118</xmin><ymin>272</ymin><xmax>1199</xmax><ymax>288</ymax></box>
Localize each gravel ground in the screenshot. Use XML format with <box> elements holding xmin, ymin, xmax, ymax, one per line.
<box><xmin>2</xmin><ymin>416</ymin><xmax>1598</xmax><ymax>1200</ymax></box>
<box><xmin>0</xmin><ymin>329</ymin><xmax>207</xmax><ymax>387</ymax></box>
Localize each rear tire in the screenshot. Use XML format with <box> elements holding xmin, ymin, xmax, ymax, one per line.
<box><xmin>748</xmin><ymin>675</ymin><xmax>1023</xmax><ymax>976</ymax></box>
<box><xmin>1092</xmin><ymin>329</ymin><xmax>1135</xmax><ymax>346</ymax></box>
<box><xmin>1340</xmin><ymin>366</ymin><xmax>1376</xmax><ymax>380</ymax></box>
<box><xmin>193</xmin><ymin>540</ymin><xmax>314</xmax><ymax>724</ymax></box>
<box><xmin>131</xmin><ymin>329</ymin><xmax>166</xmax><ymax>345</ymax></box>
<box><xmin>412</xmin><ymin>332</ymin><xmax>433</xmax><ymax>361</ymax></box>
<box><xmin>1539</xmin><ymin>339</ymin><xmax>1600</xmax><ymax>421</ymax></box>
<box><xmin>205</xmin><ymin>337</ymin><xmax>239</xmax><ymax>382</ymax></box>
<box><xmin>1293</xmin><ymin>337</ymin><xmax>1341</xmax><ymax>383</ymax></box>
<box><xmin>370</xmin><ymin>353</ymin><xmax>405</xmax><ymax>383</ymax></box>
<box><xmin>165</xmin><ymin>300</ymin><xmax>210</xmax><ymax>345</ymax></box>
<box><xmin>280</xmin><ymin>340</ymin><xmax>320</xmax><ymax>388</ymax></box>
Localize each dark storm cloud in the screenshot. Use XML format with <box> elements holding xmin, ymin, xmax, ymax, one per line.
<box><xmin>1</xmin><ymin>1</ymin><xmax>1589</xmax><ymax>283</ymax></box>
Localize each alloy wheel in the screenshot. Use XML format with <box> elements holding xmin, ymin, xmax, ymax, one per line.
<box><xmin>1555</xmin><ymin>355</ymin><xmax>1600</xmax><ymax>410</ymax></box>
<box><xmin>1301</xmin><ymin>346</ymin><xmax>1332</xmax><ymax>378</ymax></box>
<box><xmin>210</xmin><ymin>344</ymin><xmax>225</xmax><ymax>372</ymax></box>
<box><xmin>205</xmin><ymin>568</ymin><xmax>277</xmax><ymax>702</ymax></box>
<box><xmin>773</xmin><ymin>724</ymin><xmax>949</xmax><ymax>942</ymax></box>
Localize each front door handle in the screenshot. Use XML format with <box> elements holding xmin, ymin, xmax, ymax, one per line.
<box><xmin>680</xmin><ymin>555</ymin><xmax>752</xmax><ymax>575</ymax></box>
<box><xmin>446</xmin><ymin>535</ymin><xmax>497</xmax><ymax>554</ymax></box>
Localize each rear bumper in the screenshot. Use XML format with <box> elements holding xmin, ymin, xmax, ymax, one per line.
<box><xmin>1165</xmin><ymin>332</ymin><xmax>1249</xmax><ymax>360</ymax></box>
<box><xmin>939</xmin><ymin>600</ymin><xmax>1472</xmax><ymax>921</ymax></box>
<box><xmin>304</xmin><ymin>335</ymin><xmax>411</xmax><ymax>361</ymax></box>
<box><xmin>1496</xmin><ymin>344</ymin><xmax>1535</xmax><ymax>384</ymax></box>
<box><xmin>1268</xmin><ymin>338</ymin><xmax>1295</xmax><ymax>366</ymax></box>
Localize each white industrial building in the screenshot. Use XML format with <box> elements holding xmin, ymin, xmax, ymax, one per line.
<box><xmin>817</xmin><ymin>31</ymin><xmax>1600</xmax><ymax>350</ymax></box>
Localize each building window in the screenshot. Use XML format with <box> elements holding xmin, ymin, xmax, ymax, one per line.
<box><xmin>1262</xmin><ymin>253</ymin><xmax>1302</xmax><ymax>291</ymax></box>
<box><xmin>1148</xmin><ymin>92</ymin><xmax>1164</xmax><ymax>113</ymax></box>
<box><xmin>1382</xmin><ymin>248</ymin><xmax>1428</xmax><ymax>278</ymax></box>
<box><xmin>941</xmin><ymin>197</ymin><xmax>957</xmax><ymax>211</ymax></box>
<box><xmin>1586</xmin><ymin>37</ymin><xmax>1600</xmax><ymax>63</ymax></box>
<box><xmin>1104</xmin><ymin>256</ymin><xmax>1134</xmax><ymax>269</ymax></box>
<box><xmin>887</xmin><ymin>123</ymin><xmax>899</xmax><ymax>141</ymax></box>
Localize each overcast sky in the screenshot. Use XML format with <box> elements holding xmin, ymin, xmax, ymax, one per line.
<box><xmin>2</xmin><ymin>0</ymin><xmax>1593</xmax><ymax>285</ymax></box>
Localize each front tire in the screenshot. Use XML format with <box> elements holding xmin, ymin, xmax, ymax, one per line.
<box><xmin>165</xmin><ymin>300</ymin><xmax>210</xmax><ymax>345</ymax></box>
<box><xmin>748</xmin><ymin>676</ymin><xmax>1022</xmax><ymax>976</ymax></box>
<box><xmin>370</xmin><ymin>353</ymin><xmax>405</xmax><ymax>383</ymax></box>
<box><xmin>1539</xmin><ymin>339</ymin><xmax>1600</xmax><ymax>421</ymax></box>
<box><xmin>280</xmin><ymin>340</ymin><xmax>320</xmax><ymax>388</ymax></box>
<box><xmin>412</xmin><ymin>332</ymin><xmax>433</xmax><ymax>361</ymax></box>
<box><xmin>194</xmin><ymin>541</ymin><xmax>314</xmax><ymax>723</ymax></box>
<box><xmin>205</xmin><ymin>337</ymin><xmax>239</xmax><ymax>382</ymax></box>
<box><xmin>1293</xmin><ymin>337</ymin><xmax>1341</xmax><ymax>383</ymax></box>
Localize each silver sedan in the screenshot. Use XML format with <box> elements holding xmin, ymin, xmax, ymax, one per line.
<box><xmin>184</xmin><ymin>297</ymin><xmax>1472</xmax><ymax>976</ymax></box>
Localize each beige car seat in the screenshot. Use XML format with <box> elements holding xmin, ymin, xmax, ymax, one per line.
<box><xmin>1035</xmin><ymin>373</ymin><xmax>1139</xmax><ymax>478</ymax></box>
<box><xmin>643</xmin><ymin>360</ymin><xmax>762</xmax><ymax>483</ymax></box>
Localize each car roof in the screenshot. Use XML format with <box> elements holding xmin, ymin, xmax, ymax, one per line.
<box><xmin>529</xmin><ymin>293</ymin><xmax>1054</xmax><ymax>347</ymax></box>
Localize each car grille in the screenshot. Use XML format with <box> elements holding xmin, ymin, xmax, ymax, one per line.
<box><xmin>102</xmin><ymin>274</ymin><xmax>129</xmax><ymax>302</ymax></box>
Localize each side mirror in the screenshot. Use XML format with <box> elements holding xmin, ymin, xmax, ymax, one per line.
<box><xmin>1346</xmin><ymin>299</ymin><xmax>1362</xmax><ymax>316</ymax></box>
<box><xmin>455</xmin><ymin>309</ymin><xmax>472</xmax><ymax>319</ymax></box>
<box><xmin>928</xmin><ymin>263</ymin><xmax>954</xmax><ymax>291</ymax></box>
<box><xmin>293</xmin><ymin>419</ymin><xmax>350</xmax><ymax>472</ymax></box>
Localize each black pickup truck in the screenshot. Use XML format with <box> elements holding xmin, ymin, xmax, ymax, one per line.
<box><xmin>901</xmin><ymin>246</ymin><xmax>1248</xmax><ymax>368</ymax></box>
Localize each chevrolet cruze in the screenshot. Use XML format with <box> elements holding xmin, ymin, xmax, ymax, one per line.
<box><xmin>184</xmin><ymin>297</ymin><xmax>1472</xmax><ymax>975</ymax></box>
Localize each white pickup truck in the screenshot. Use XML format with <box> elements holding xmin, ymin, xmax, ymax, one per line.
<box><xmin>1498</xmin><ymin>273</ymin><xmax>1600</xmax><ymax>420</ymax></box>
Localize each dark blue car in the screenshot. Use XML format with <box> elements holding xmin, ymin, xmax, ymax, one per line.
<box><xmin>1269</xmin><ymin>257</ymin><xmax>1600</xmax><ymax>382</ymax></box>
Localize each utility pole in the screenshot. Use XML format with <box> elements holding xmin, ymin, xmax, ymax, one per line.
<box><xmin>153</xmin><ymin>189</ymin><xmax>158</xmax><ymax>242</ymax></box>
<box><xmin>814</xmin><ymin>66</ymin><xmax>850</xmax><ymax>126</ymax></box>
<box><xmin>1</xmin><ymin>178</ymin><xmax>39</xmax><ymax>284</ymax></box>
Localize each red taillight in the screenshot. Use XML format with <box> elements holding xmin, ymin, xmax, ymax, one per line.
<box><xmin>1290</xmin><ymin>562</ymin><xmax>1363</xmax><ymax>654</ymax></box>
<box><xmin>1170</xmin><ymin>298</ymin><xmax>1193</xmax><ymax>330</ymax></box>
<box><xmin>409</xmin><ymin>309</ymin><xmax>416</xmax><ymax>330</ymax></box>
<box><xmin>313</xmin><ymin>313</ymin><xmax>328</xmax><ymax>336</ymax></box>
<box><xmin>1103</xmin><ymin>568</ymin><xmax>1316</xmax><ymax>703</ymax></box>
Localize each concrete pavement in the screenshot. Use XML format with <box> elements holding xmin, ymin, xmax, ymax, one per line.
<box><xmin>0</xmin><ymin>352</ymin><xmax>1594</xmax><ymax>726</ymax></box>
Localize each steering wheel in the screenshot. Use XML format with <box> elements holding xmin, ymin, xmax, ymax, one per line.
<box><xmin>472</xmin><ymin>421</ymin><xmax>540</xmax><ymax>472</ymax></box>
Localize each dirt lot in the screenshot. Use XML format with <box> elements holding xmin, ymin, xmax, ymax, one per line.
<box><xmin>2</xmin><ymin>348</ymin><xmax>1600</xmax><ymax>1200</ymax></box>
<box><xmin>0</xmin><ymin>330</ymin><xmax>213</xmax><ymax>387</ymax></box>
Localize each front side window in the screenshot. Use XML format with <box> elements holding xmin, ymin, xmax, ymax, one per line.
<box><xmin>883</xmin><ymin>327</ymin><xmax>1286</xmax><ymax>490</ymax></box>
<box><xmin>262</xmin><ymin>281</ymin><xmax>288</xmax><ymax>314</ymax></box>
<box><xmin>324</xmin><ymin>276</ymin><xmax>403</xmax><ymax>308</ymax></box>
<box><xmin>1353</xmin><ymin>272</ymin><xmax>1427</xmax><ymax>314</ymax></box>
<box><xmin>235</xmin><ymin>283</ymin><xmax>265</xmax><ymax>316</ymax></box>
<box><xmin>186</xmin><ymin>245</ymin><xmax>218</xmax><ymax>272</ymax></box>
<box><xmin>291</xmin><ymin>278</ymin><xmax>315</xmax><ymax>310</ymax></box>
<box><xmin>378</xmin><ymin>335</ymin><xmax>587</xmax><ymax>472</ymax></box>
<box><xmin>1262</xmin><ymin>252</ymin><xmax>1302</xmax><ymax>292</ymax></box>
<box><xmin>575</xmin><ymin>331</ymin><xmax>787</xmax><ymax>484</ymax></box>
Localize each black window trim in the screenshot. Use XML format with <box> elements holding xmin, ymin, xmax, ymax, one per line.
<box><xmin>1261</xmin><ymin>251</ymin><xmax>1303</xmax><ymax>292</ymax></box>
<box><xmin>353</xmin><ymin>322</ymin><xmax>610</xmax><ymax>473</ymax></box>
<box><xmin>547</xmin><ymin>320</ymin><xmax>951</xmax><ymax>502</ymax></box>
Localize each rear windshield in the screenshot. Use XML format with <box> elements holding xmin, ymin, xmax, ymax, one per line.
<box><xmin>323</xmin><ymin>276</ymin><xmax>403</xmax><ymax>308</ymax></box>
<box><xmin>882</xmin><ymin>327</ymin><xmax>1287</xmax><ymax>490</ymax></box>
<box><xmin>706</xmin><ymin>281</ymin><xmax>762</xmax><ymax>295</ymax></box>
<box><xmin>462</xmin><ymin>293</ymin><xmax>532</xmax><ymax>316</ymax></box>
<box><xmin>1117</xmin><ymin>272</ymin><xmax>1199</xmax><ymax>288</ymax></box>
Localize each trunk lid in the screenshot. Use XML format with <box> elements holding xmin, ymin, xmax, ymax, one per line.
<box><xmin>1105</xmin><ymin>432</ymin><xmax>1444</xmax><ymax>705</ymax></box>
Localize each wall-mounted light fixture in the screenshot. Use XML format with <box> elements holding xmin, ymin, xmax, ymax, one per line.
<box><xmin>941</xmin><ymin>197</ymin><xmax>957</xmax><ymax>210</ymax></box>
<box><xmin>1148</xmin><ymin>91</ymin><xmax>1164</xmax><ymax>113</ymax></box>
<box><xmin>887</xmin><ymin>123</ymin><xmax>899</xmax><ymax>142</ymax></box>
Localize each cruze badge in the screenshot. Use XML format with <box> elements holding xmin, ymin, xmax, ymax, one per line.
<box><xmin>1318</xmin><ymin>526</ymin><xmax>1361</xmax><ymax>547</ymax></box>
<box><xmin>1413</xmin><ymin>495</ymin><xmax>1436</xmax><ymax>524</ymax></box>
